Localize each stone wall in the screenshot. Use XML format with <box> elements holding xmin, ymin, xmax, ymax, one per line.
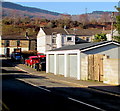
<box><xmin>103</xmin><ymin>56</ymin><xmax>120</xmax><ymax>85</ymax></box>
<box><xmin>81</xmin><ymin>55</ymin><xmax>120</xmax><ymax>85</ymax></box>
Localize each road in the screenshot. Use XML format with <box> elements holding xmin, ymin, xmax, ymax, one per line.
<box><xmin>1</xmin><ymin>58</ymin><xmax>120</xmax><ymax>111</ymax></box>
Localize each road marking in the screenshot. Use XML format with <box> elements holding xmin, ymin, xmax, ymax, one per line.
<box><xmin>68</xmin><ymin>97</ymin><xmax>106</xmax><ymax>111</ymax></box>
<box><xmin>37</xmin><ymin>86</ymin><xmax>51</xmax><ymax>92</ymax></box>
<box><xmin>18</xmin><ymin>78</ymin><xmax>106</xmax><ymax>111</ymax></box>
<box><xmin>18</xmin><ymin>79</ymin><xmax>51</xmax><ymax>92</ymax></box>
<box><xmin>19</xmin><ymin>79</ymin><xmax>105</xmax><ymax>111</ymax></box>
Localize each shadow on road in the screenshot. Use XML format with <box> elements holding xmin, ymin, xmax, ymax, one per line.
<box><xmin>1</xmin><ymin>73</ymin><xmax>47</xmax><ymax>80</ymax></box>
<box><xmin>2</xmin><ymin>58</ymin><xmax>21</xmax><ymax>67</ymax></box>
<box><xmin>1</xmin><ymin>68</ymin><xmax>47</xmax><ymax>80</ymax></box>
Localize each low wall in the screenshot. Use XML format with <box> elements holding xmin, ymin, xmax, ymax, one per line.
<box><xmin>81</xmin><ymin>55</ymin><xmax>120</xmax><ymax>85</ymax></box>
<box><xmin>103</xmin><ymin>56</ymin><xmax>120</xmax><ymax>85</ymax></box>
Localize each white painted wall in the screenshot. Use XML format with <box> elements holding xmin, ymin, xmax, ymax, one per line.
<box><xmin>37</xmin><ymin>28</ymin><xmax>46</xmax><ymax>53</ymax></box>
<box><xmin>0</xmin><ymin>47</ymin><xmax>5</xmax><ymax>55</ymax></box>
<box><xmin>56</xmin><ymin>34</ymin><xmax>62</xmax><ymax>48</ymax></box>
<box><xmin>37</xmin><ymin>36</ymin><xmax>46</xmax><ymax>53</ymax></box>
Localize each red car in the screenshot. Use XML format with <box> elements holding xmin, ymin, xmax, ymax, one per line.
<box><xmin>25</xmin><ymin>56</ymin><xmax>40</xmax><ymax>67</ymax></box>
<box><xmin>37</xmin><ymin>53</ymin><xmax>46</xmax><ymax>58</ymax></box>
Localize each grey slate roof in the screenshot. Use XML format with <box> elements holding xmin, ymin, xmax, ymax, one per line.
<box><xmin>50</xmin><ymin>41</ymin><xmax>120</xmax><ymax>51</ymax></box>
<box><xmin>1</xmin><ymin>35</ymin><xmax>36</xmax><ymax>40</ymax></box>
<box><xmin>67</xmin><ymin>29</ymin><xmax>104</xmax><ymax>36</ymax></box>
<box><xmin>42</xmin><ymin>28</ymin><xmax>68</xmax><ymax>35</ymax></box>
<box><xmin>42</xmin><ymin>28</ymin><xmax>111</xmax><ymax>36</ymax></box>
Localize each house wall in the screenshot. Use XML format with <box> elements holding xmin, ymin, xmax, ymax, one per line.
<box><xmin>56</xmin><ymin>34</ymin><xmax>62</xmax><ymax>48</ymax></box>
<box><xmin>81</xmin><ymin>44</ymin><xmax>119</xmax><ymax>59</ymax></box>
<box><xmin>0</xmin><ymin>47</ymin><xmax>5</xmax><ymax>55</ymax></box>
<box><xmin>30</xmin><ymin>40</ymin><xmax>37</xmax><ymax>50</ymax></box>
<box><xmin>37</xmin><ymin>36</ymin><xmax>46</xmax><ymax>53</ymax></box>
<box><xmin>37</xmin><ymin>28</ymin><xmax>46</xmax><ymax>53</ymax></box>
<box><xmin>0</xmin><ymin>40</ymin><xmax>29</xmax><ymax>56</ymax></box>
<box><xmin>46</xmin><ymin>35</ymin><xmax>52</xmax><ymax>52</ymax></box>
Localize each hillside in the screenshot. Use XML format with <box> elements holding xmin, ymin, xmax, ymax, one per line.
<box><xmin>2</xmin><ymin>1</ymin><xmax>118</xmax><ymax>21</ymax></box>
<box><xmin>2</xmin><ymin>2</ymin><xmax>61</xmax><ymax>19</ymax></box>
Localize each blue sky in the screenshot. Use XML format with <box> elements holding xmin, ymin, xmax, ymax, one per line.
<box><xmin>5</xmin><ymin>1</ymin><xmax>119</xmax><ymax>15</ymax></box>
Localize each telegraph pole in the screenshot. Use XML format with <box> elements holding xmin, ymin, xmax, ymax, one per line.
<box><xmin>111</xmin><ymin>12</ymin><xmax>114</xmax><ymax>41</ymax></box>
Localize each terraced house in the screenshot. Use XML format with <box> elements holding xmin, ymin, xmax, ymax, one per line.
<box><xmin>0</xmin><ymin>35</ymin><xmax>37</xmax><ymax>57</ymax></box>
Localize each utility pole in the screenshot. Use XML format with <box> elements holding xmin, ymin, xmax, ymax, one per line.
<box><xmin>111</xmin><ymin>12</ymin><xmax>114</xmax><ymax>41</ymax></box>
<box><xmin>85</xmin><ymin>8</ymin><xmax>87</xmax><ymax>15</ymax></box>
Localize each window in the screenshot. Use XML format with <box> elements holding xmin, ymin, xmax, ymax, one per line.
<box><xmin>86</xmin><ymin>37</ymin><xmax>89</xmax><ymax>42</ymax></box>
<box><xmin>5</xmin><ymin>40</ymin><xmax>9</xmax><ymax>47</ymax></box>
<box><xmin>17</xmin><ymin>40</ymin><xmax>20</xmax><ymax>46</ymax></box>
<box><xmin>52</xmin><ymin>36</ymin><xmax>56</xmax><ymax>44</ymax></box>
<box><xmin>67</xmin><ymin>37</ymin><xmax>72</xmax><ymax>41</ymax></box>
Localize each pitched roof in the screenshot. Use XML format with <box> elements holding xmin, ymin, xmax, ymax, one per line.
<box><xmin>50</xmin><ymin>41</ymin><xmax>120</xmax><ymax>51</ymax></box>
<box><xmin>67</xmin><ymin>29</ymin><xmax>111</xmax><ymax>36</ymax></box>
<box><xmin>1</xmin><ymin>35</ymin><xmax>36</xmax><ymax>40</ymax></box>
<box><xmin>41</xmin><ymin>28</ymin><xmax>111</xmax><ymax>36</ymax></box>
<box><xmin>42</xmin><ymin>28</ymin><xmax>68</xmax><ymax>35</ymax></box>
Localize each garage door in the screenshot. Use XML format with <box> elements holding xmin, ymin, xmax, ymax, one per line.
<box><xmin>69</xmin><ymin>54</ymin><xmax>78</xmax><ymax>79</ymax></box>
<box><xmin>58</xmin><ymin>54</ymin><xmax>64</xmax><ymax>75</ymax></box>
<box><xmin>49</xmin><ymin>54</ymin><xmax>54</xmax><ymax>73</ymax></box>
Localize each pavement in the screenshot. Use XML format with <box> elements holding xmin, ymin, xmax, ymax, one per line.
<box><xmin>14</xmin><ymin>63</ymin><xmax>120</xmax><ymax>97</ymax></box>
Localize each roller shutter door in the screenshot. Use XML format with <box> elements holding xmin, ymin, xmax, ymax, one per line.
<box><xmin>69</xmin><ymin>54</ymin><xmax>78</xmax><ymax>79</ymax></box>
<box><xmin>49</xmin><ymin>54</ymin><xmax>54</xmax><ymax>73</ymax></box>
<box><xmin>58</xmin><ymin>54</ymin><xmax>64</xmax><ymax>75</ymax></box>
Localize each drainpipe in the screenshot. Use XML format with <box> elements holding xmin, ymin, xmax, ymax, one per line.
<box><xmin>25</xmin><ymin>31</ymin><xmax>31</xmax><ymax>50</ymax></box>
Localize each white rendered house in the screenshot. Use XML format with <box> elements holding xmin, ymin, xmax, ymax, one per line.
<box><xmin>37</xmin><ymin>28</ymin><xmax>76</xmax><ymax>53</ymax></box>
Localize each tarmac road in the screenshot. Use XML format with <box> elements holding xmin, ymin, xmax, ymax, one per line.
<box><xmin>2</xmin><ymin>58</ymin><xmax>120</xmax><ymax>111</ymax></box>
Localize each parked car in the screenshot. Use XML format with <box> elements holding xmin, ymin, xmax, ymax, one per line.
<box><xmin>11</xmin><ymin>52</ymin><xmax>22</xmax><ymax>61</ymax></box>
<box><xmin>25</xmin><ymin>56</ymin><xmax>40</xmax><ymax>67</ymax></box>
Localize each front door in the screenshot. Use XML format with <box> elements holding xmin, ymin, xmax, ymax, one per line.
<box><xmin>6</xmin><ymin>48</ymin><xmax>10</xmax><ymax>57</ymax></box>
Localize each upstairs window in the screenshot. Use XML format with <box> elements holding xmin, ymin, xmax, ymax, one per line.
<box><xmin>52</xmin><ymin>35</ymin><xmax>56</xmax><ymax>44</ymax></box>
<box><xmin>67</xmin><ymin>37</ymin><xmax>73</xmax><ymax>41</ymax></box>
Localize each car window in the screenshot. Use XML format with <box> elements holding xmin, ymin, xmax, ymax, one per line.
<box><xmin>38</xmin><ymin>53</ymin><xmax>45</xmax><ymax>55</ymax></box>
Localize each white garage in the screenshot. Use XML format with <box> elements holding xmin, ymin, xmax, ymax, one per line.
<box><xmin>46</xmin><ymin>49</ymin><xmax>80</xmax><ymax>80</ymax></box>
<box><xmin>49</xmin><ymin>54</ymin><xmax>54</xmax><ymax>73</ymax></box>
<box><xmin>58</xmin><ymin>54</ymin><xmax>64</xmax><ymax>75</ymax></box>
<box><xmin>68</xmin><ymin>54</ymin><xmax>78</xmax><ymax>79</ymax></box>
<box><xmin>46</xmin><ymin>41</ymin><xmax>120</xmax><ymax>82</ymax></box>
